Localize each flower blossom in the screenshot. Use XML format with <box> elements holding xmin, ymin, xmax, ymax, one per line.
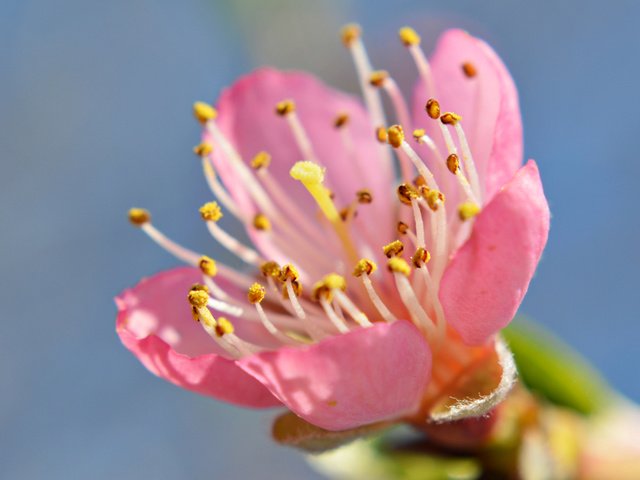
<box><xmin>117</xmin><ymin>25</ymin><xmax>549</xmax><ymax>432</ymax></box>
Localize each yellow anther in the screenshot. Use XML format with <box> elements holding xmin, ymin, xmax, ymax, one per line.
<box><xmin>251</xmin><ymin>151</ymin><xmax>271</xmax><ymax>170</ymax></box>
<box><xmin>353</xmin><ymin>258</ymin><xmax>377</xmax><ymax>277</ymax></box>
<box><xmin>253</xmin><ymin>213</ymin><xmax>271</xmax><ymax>231</ymax></box>
<box><xmin>341</xmin><ymin>23</ymin><xmax>361</xmax><ymax>47</ymax></box>
<box><xmin>311</xmin><ymin>280</ymin><xmax>330</xmax><ymax>301</ymax></box>
<box><xmin>425</xmin><ymin>98</ymin><xmax>441</xmax><ymax>119</ymax></box>
<box><xmin>260</xmin><ymin>261</ymin><xmax>281</xmax><ymax>279</ymax></box>
<box><xmin>397</xmin><ymin>221</ymin><xmax>409</xmax><ymax>235</ymax></box>
<box><xmin>334</xmin><ymin>112</ymin><xmax>350</xmax><ymax>128</ymax></box>
<box><xmin>247</xmin><ymin>282</ymin><xmax>266</xmax><ymax>304</ymax></box>
<box><xmin>369</xmin><ymin>70</ymin><xmax>389</xmax><ymax>87</ymax></box>
<box><xmin>193</xmin><ymin>142</ymin><xmax>213</xmax><ymax>157</ymax></box>
<box><xmin>356</xmin><ymin>189</ymin><xmax>373</xmax><ymax>204</ymax></box>
<box><xmin>383</xmin><ymin>240</ymin><xmax>405</xmax><ymax>258</ymax></box>
<box><xmin>199</xmin><ymin>201</ymin><xmax>223</xmax><ymax>222</ymax></box>
<box><xmin>290</xmin><ymin>161</ymin><xmax>325</xmax><ymax>185</ymax></box>
<box><xmin>387</xmin><ymin>125</ymin><xmax>405</xmax><ymax>148</ymax></box>
<box><xmin>323</xmin><ymin>273</ymin><xmax>347</xmax><ymax>291</ymax></box>
<box><xmin>198</xmin><ymin>256</ymin><xmax>217</xmax><ymax>277</ymax></box>
<box><xmin>413</xmin><ymin>175</ymin><xmax>427</xmax><ymax>187</ymax></box>
<box><xmin>412</xmin><ymin>129</ymin><xmax>426</xmax><ymax>142</ymax></box>
<box><xmin>446</xmin><ymin>153</ymin><xmax>460</xmax><ymax>174</ymax></box>
<box><xmin>462</xmin><ymin>61</ymin><xmax>478</xmax><ymax>78</ymax></box>
<box><xmin>458</xmin><ymin>202</ymin><xmax>481</xmax><ymax>221</ymax></box>
<box><xmin>128</xmin><ymin>208</ymin><xmax>150</xmax><ymax>226</ymax></box>
<box><xmin>398</xmin><ymin>26</ymin><xmax>421</xmax><ymax>46</ymax></box>
<box><xmin>397</xmin><ymin>183</ymin><xmax>420</xmax><ymax>205</ymax></box>
<box><xmin>425</xmin><ymin>189</ymin><xmax>445</xmax><ymax>211</ymax></box>
<box><xmin>280</xmin><ymin>264</ymin><xmax>300</xmax><ymax>283</ymax></box>
<box><xmin>412</xmin><ymin>247</ymin><xmax>431</xmax><ymax>267</ymax></box>
<box><xmin>282</xmin><ymin>281</ymin><xmax>302</xmax><ymax>298</ymax></box>
<box><xmin>187</xmin><ymin>289</ymin><xmax>209</xmax><ymax>309</ymax></box>
<box><xmin>375</xmin><ymin>126</ymin><xmax>388</xmax><ymax>143</ymax></box>
<box><xmin>215</xmin><ymin>317</ymin><xmax>234</xmax><ymax>337</ymax></box>
<box><xmin>440</xmin><ymin>112</ymin><xmax>462</xmax><ymax>125</ymax></box>
<box><xmin>388</xmin><ymin>257</ymin><xmax>411</xmax><ymax>276</ymax></box>
<box><xmin>190</xmin><ymin>283</ymin><xmax>209</xmax><ymax>293</ymax></box>
<box><xmin>190</xmin><ymin>306</ymin><xmax>199</xmax><ymax>322</ymax></box>
<box><xmin>275</xmin><ymin>99</ymin><xmax>296</xmax><ymax>116</ymax></box>
<box><xmin>193</xmin><ymin>101</ymin><xmax>217</xmax><ymax>124</ymax></box>
<box><xmin>339</xmin><ymin>207</ymin><xmax>354</xmax><ymax>222</ymax></box>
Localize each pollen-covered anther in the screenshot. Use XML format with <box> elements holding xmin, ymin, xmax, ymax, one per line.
<box><xmin>187</xmin><ymin>289</ymin><xmax>209</xmax><ymax>309</ymax></box>
<box><xmin>447</xmin><ymin>153</ymin><xmax>460</xmax><ymax>174</ymax></box>
<box><xmin>193</xmin><ymin>101</ymin><xmax>217</xmax><ymax>124</ymax></box>
<box><xmin>253</xmin><ymin>213</ymin><xmax>271</xmax><ymax>231</ymax></box>
<box><xmin>412</xmin><ymin>129</ymin><xmax>426</xmax><ymax>142</ymax></box>
<box><xmin>397</xmin><ymin>221</ymin><xmax>409</xmax><ymax>235</ymax></box>
<box><xmin>334</xmin><ymin>112</ymin><xmax>350</xmax><ymax>128</ymax></box>
<box><xmin>383</xmin><ymin>240</ymin><xmax>404</xmax><ymax>258</ymax></box>
<box><xmin>387</xmin><ymin>125</ymin><xmax>405</xmax><ymax>148</ymax></box>
<box><xmin>311</xmin><ymin>281</ymin><xmax>331</xmax><ymax>301</ymax></box>
<box><xmin>369</xmin><ymin>70</ymin><xmax>389</xmax><ymax>88</ymax></box>
<box><xmin>290</xmin><ymin>161</ymin><xmax>325</xmax><ymax>184</ymax></box>
<box><xmin>275</xmin><ymin>99</ymin><xmax>295</xmax><ymax>116</ymax></box>
<box><xmin>426</xmin><ymin>98</ymin><xmax>441</xmax><ymax>119</ymax></box>
<box><xmin>412</xmin><ymin>247</ymin><xmax>431</xmax><ymax>267</ymax></box>
<box><xmin>398</xmin><ymin>26</ymin><xmax>421</xmax><ymax>46</ymax></box>
<box><xmin>462</xmin><ymin>61</ymin><xmax>478</xmax><ymax>78</ymax></box>
<box><xmin>198</xmin><ymin>255</ymin><xmax>217</xmax><ymax>277</ymax></box>
<box><xmin>440</xmin><ymin>112</ymin><xmax>462</xmax><ymax>125</ymax></box>
<box><xmin>458</xmin><ymin>202</ymin><xmax>482</xmax><ymax>221</ymax></box>
<box><xmin>128</xmin><ymin>208</ymin><xmax>150</xmax><ymax>227</ymax></box>
<box><xmin>324</xmin><ymin>273</ymin><xmax>347</xmax><ymax>291</ymax></box>
<box><xmin>214</xmin><ymin>317</ymin><xmax>234</xmax><ymax>337</ymax></box>
<box><xmin>425</xmin><ymin>189</ymin><xmax>445</xmax><ymax>211</ymax></box>
<box><xmin>247</xmin><ymin>282</ymin><xmax>266</xmax><ymax>304</ymax></box>
<box><xmin>397</xmin><ymin>183</ymin><xmax>420</xmax><ymax>205</ymax></box>
<box><xmin>413</xmin><ymin>175</ymin><xmax>427</xmax><ymax>187</ymax></box>
<box><xmin>280</xmin><ymin>264</ymin><xmax>300</xmax><ymax>283</ymax></box>
<box><xmin>190</xmin><ymin>283</ymin><xmax>209</xmax><ymax>293</ymax></box>
<box><xmin>199</xmin><ymin>201</ymin><xmax>223</xmax><ymax>222</ymax></box>
<box><xmin>260</xmin><ymin>261</ymin><xmax>281</xmax><ymax>279</ymax></box>
<box><xmin>193</xmin><ymin>142</ymin><xmax>213</xmax><ymax>157</ymax></box>
<box><xmin>340</xmin><ymin>23</ymin><xmax>361</xmax><ymax>46</ymax></box>
<box><xmin>282</xmin><ymin>281</ymin><xmax>303</xmax><ymax>298</ymax></box>
<box><xmin>251</xmin><ymin>151</ymin><xmax>271</xmax><ymax>170</ymax></box>
<box><xmin>387</xmin><ymin>257</ymin><xmax>411</xmax><ymax>276</ymax></box>
<box><xmin>375</xmin><ymin>126</ymin><xmax>388</xmax><ymax>143</ymax></box>
<box><xmin>353</xmin><ymin>258</ymin><xmax>377</xmax><ymax>277</ymax></box>
<box><xmin>356</xmin><ymin>189</ymin><xmax>373</xmax><ymax>204</ymax></box>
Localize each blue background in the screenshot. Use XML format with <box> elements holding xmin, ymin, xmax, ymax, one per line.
<box><xmin>2</xmin><ymin>0</ymin><xmax>639</xmax><ymax>478</ymax></box>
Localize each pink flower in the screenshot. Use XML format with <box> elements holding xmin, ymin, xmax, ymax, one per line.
<box><xmin>117</xmin><ymin>26</ymin><xmax>549</xmax><ymax>432</ymax></box>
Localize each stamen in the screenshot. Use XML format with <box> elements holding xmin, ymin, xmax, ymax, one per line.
<box><xmin>252</xmin><ymin>213</ymin><xmax>271</xmax><ymax>231</ymax></box>
<box><xmin>128</xmin><ymin>208</ymin><xmax>151</xmax><ymax>227</ymax></box>
<box><xmin>290</xmin><ymin>161</ymin><xmax>359</xmax><ymax>265</ymax></box>
<box><xmin>383</xmin><ymin>240</ymin><xmax>404</xmax><ymax>258</ymax></box>
<box><xmin>453</xmin><ymin>122</ymin><xmax>482</xmax><ymax>200</ymax></box>
<box><xmin>353</xmin><ymin>259</ymin><xmax>396</xmax><ymax>323</ymax></box>
<box><xmin>313</xmin><ymin>282</ymin><xmax>350</xmax><ymax>334</ymax></box>
<box><xmin>387</xmin><ymin>258</ymin><xmax>436</xmax><ymax>341</ymax></box>
<box><xmin>198</xmin><ymin>255</ymin><xmax>217</xmax><ymax>277</ymax></box>
<box><xmin>193</xmin><ymin>101</ymin><xmax>217</xmax><ymax>124</ymax></box>
<box><xmin>356</xmin><ymin>189</ymin><xmax>373</xmax><ymax>204</ymax></box>
<box><xmin>215</xmin><ymin>317</ymin><xmax>263</xmax><ymax>357</ymax></box>
<box><xmin>462</xmin><ymin>62</ymin><xmax>478</xmax><ymax>78</ymax></box>
<box><xmin>276</xmin><ymin>99</ymin><xmax>319</xmax><ymax>164</ymax></box>
<box><xmin>399</xmin><ymin>27</ymin><xmax>435</xmax><ymax>95</ymax></box>
<box><xmin>323</xmin><ymin>273</ymin><xmax>371</xmax><ymax>327</ymax></box>
<box><xmin>397</xmin><ymin>221</ymin><xmax>409</xmax><ymax>235</ymax></box>
<box><xmin>458</xmin><ymin>202</ymin><xmax>481</xmax><ymax>221</ymax></box>
<box><xmin>375</xmin><ymin>126</ymin><xmax>388</xmax><ymax>143</ymax></box>
<box><xmin>248</xmin><ymin>283</ymin><xmax>300</xmax><ymax>345</ymax></box>
<box><xmin>250</xmin><ymin>151</ymin><xmax>271</xmax><ymax>170</ymax></box>
<box><xmin>200</xmin><ymin>202</ymin><xmax>262</xmax><ymax>265</ymax></box>
<box><xmin>334</xmin><ymin>112</ymin><xmax>350</xmax><ymax>128</ymax></box>
<box><xmin>198</xmin><ymin>148</ymin><xmax>244</xmax><ymax>220</ymax></box>
<box><xmin>411</xmin><ymin>198</ymin><xmax>426</xmax><ymax>248</ymax></box>
<box><xmin>412</xmin><ymin>252</ymin><xmax>446</xmax><ymax>342</ymax></box>
<box><xmin>397</xmin><ymin>183</ymin><xmax>420</xmax><ymax>205</ymax></box>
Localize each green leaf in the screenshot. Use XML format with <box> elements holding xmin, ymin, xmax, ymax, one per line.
<box><xmin>272</xmin><ymin>411</ymin><xmax>391</xmax><ymax>453</ymax></box>
<box><xmin>502</xmin><ymin>318</ymin><xmax>611</xmax><ymax>415</ymax></box>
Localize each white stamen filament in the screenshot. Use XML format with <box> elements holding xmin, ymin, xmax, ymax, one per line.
<box><xmin>332</xmin><ymin>290</ymin><xmax>372</xmax><ymax>327</ymax></box>
<box><xmin>393</xmin><ymin>272</ymin><xmax>436</xmax><ymax>342</ymax></box>
<box><xmin>140</xmin><ymin>222</ymin><xmax>201</xmax><ymax>265</ymax></box>
<box><xmin>254</xmin><ymin>303</ymin><xmax>301</xmax><ymax>345</ymax></box>
<box><xmin>438</xmin><ymin>122</ymin><xmax>479</xmax><ymax>204</ymax></box>
<box><xmin>408</xmin><ymin>44</ymin><xmax>435</xmax><ymax>96</ymax></box>
<box><xmin>205</xmin><ymin>220</ymin><xmax>261</xmax><ymax>266</ymax></box>
<box><xmin>201</xmin><ymin>158</ymin><xmax>245</xmax><ymax>221</ymax></box>
<box><xmin>415</xmin><ymin>263</ymin><xmax>446</xmax><ymax>343</ymax></box>
<box><xmin>382</xmin><ymin>78</ymin><xmax>411</xmax><ymax>134</ymax></box>
<box><xmin>411</xmin><ymin>199</ymin><xmax>426</xmax><ymax>248</ymax></box>
<box><xmin>400</xmin><ymin>140</ymin><xmax>441</xmax><ymax>191</ymax></box>
<box><xmin>349</xmin><ymin>38</ymin><xmax>387</xmax><ymax>130</ymax></box>
<box><xmin>286</xmin><ymin>112</ymin><xmax>319</xmax><ymax>164</ymax></box>
<box><xmin>319</xmin><ymin>297</ymin><xmax>351</xmax><ymax>333</ymax></box>
<box><xmin>202</xmin><ymin>275</ymin><xmax>235</xmax><ymax>303</ymax></box>
<box><xmin>454</xmin><ymin>123</ymin><xmax>482</xmax><ymax>202</ymax></box>
<box><xmin>360</xmin><ymin>275</ymin><xmax>396</xmax><ymax>323</ymax></box>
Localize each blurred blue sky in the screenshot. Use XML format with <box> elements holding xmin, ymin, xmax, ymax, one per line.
<box><xmin>1</xmin><ymin>0</ymin><xmax>639</xmax><ymax>478</ymax></box>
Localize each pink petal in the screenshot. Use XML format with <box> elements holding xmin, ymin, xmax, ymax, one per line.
<box><xmin>237</xmin><ymin>321</ymin><xmax>432</xmax><ymax>431</ymax></box>
<box><xmin>412</xmin><ymin>29</ymin><xmax>522</xmax><ymax>200</ymax></box>
<box><xmin>116</xmin><ymin>267</ymin><xmax>280</xmax><ymax>408</ymax></box>
<box><xmin>439</xmin><ymin>161</ymin><xmax>550</xmax><ymax>345</ymax></box>
<box><xmin>209</xmin><ymin>68</ymin><xmax>396</xmax><ymax>262</ymax></box>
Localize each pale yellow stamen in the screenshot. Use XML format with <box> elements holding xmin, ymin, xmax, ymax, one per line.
<box><xmin>253</xmin><ymin>213</ymin><xmax>271</xmax><ymax>231</ymax></box>
<box><xmin>193</xmin><ymin>101</ymin><xmax>217</xmax><ymax>124</ymax></box>
<box><xmin>251</xmin><ymin>151</ymin><xmax>271</xmax><ymax>170</ymax></box>
<box><xmin>387</xmin><ymin>257</ymin><xmax>411</xmax><ymax>276</ymax></box>
<box><xmin>387</xmin><ymin>125</ymin><xmax>405</xmax><ymax>148</ymax></box>
<box><xmin>412</xmin><ymin>247</ymin><xmax>431</xmax><ymax>268</ymax></box>
<box><xmin>458</xmin><ymin>202</ymin><xmax>481</xmax><ymax>221</ymax></box>
<box><xmin>199</xmin><ymin>202</ymin><xmax>223</xmax><ymax>222</ymax></box>
<box><xmin>215</xmin><ymin>317</ymin><xmax>235</xmax><ymax>337</ymax></box>
<box><xmin>398</xmin><ymin>26</ymin><xmax>421</xmax><ymax>46</ymax></box>
<box><xmin>275</xmin><ymin>99</ymin><xmax>295</xmax><ymax>116</ymax></box>
<box><xmin>193</xmin><ymin>142</ymin><xmax>213</xmax><ymax>157</ymax></box>
<box><xmin>340</xmin><ymin>23</ymin><xmax>361</xmax><ymax>46</ymax></box>
<box><xmin>247</xmin><ymin>283</ymin><xmax>266</xmax><ymax>304</ymax></box>
<box><xmin>353</xmin><ymin>258</ymin><xmax>377</xmax><ymax>277</ymax></box>
<box><xmin>198</xmin><ymin>255</ymin><xmax>217</xmax><ymax>277</ymax></box>
<box><xmin>440</xmin><ymin>112</ymin><xmax>462</xmax><ymax>126</ymax></box>
<box><xmin>128</xmin><ymin>208</ymin><xmax>150</xmax><ymax>226</ymax></box>
<box><xmin>375</xmin><ymin>126</ymin><xmax>388</xmax><ymax>143</ymax></box>
<box><xmin>383</xmin><ymin>240</ymin><xmax>404</xmax><ymax>258</ymax></box>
